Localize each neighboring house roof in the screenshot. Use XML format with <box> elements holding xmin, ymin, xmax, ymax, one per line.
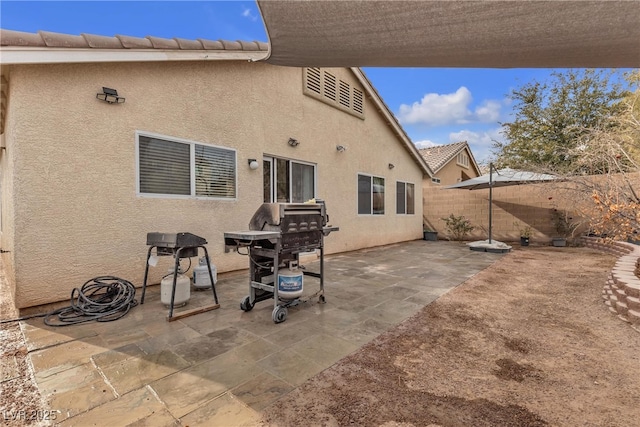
<box><xmin>0</xmin><ymin>29</ymin><xmax>432</xmax><ymax>177</ymax></box>
<box><xmin>419</xmin><ymin>141</ymin><xmax>480</xmax><ymax>176</ymax></box>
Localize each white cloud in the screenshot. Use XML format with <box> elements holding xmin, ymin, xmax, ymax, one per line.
<box><xmin>398</xmin><ymin>87</ymin><xmax>505</xmax><ymax>127</ymax></box>
<box><xmin>241</xmin><ymin>7</ymin><xmax>258</xmax><ymax>22</ymax></box>
<box><xmin>398</xmin><ymin>87</ymin><xmax>472</xmax><ymax>126</ymax></box>
<box><xmin>449</xmin><ymin>127</ymin><xmax>506</xmax><ymax>162</ymax></box>
<box><xmin>474</xmin><ymin>100</ymin><xmax>501</xmax><ymax>123</ymax></box>
<box><xmin>414</xmin><ymin>139</ymin><xmax>441</xmax><ymax>149</ymax></box>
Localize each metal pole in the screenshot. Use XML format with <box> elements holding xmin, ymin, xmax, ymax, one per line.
<box><xmin>489</xmin><ymin>163</ymin><xmax>493</xmax><ymax>244</ymax></box>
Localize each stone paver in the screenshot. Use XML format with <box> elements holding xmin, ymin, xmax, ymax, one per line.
<box><xmin>17</xmin><ymin>240</ymin><xmax>503</xmax><ymax>425</ymax></box>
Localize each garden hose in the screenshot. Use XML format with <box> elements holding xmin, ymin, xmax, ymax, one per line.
<box><xmin>0</xmin><ymin>276</ymin><xmax>138</xmax><ymax>326</ymax></box>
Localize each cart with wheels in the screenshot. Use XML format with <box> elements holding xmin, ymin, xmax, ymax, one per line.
<box><xmin>224</xmin><ymin>202</ymin><xmax>338</xmax><ymax>324</ymax></box>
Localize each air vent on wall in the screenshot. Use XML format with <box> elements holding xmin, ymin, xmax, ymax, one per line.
<box><xmin>306</xmin><ymin>67</ymin><xmax>321</xmax><ymax>95</ymax></box>
<box><xmin>339</xmin><ymin>80</ymin><xmax>350</xmax><ymax>108</ymax></box>
<box><xmin>353</xmin><ymin>88</ymin><xmax>364</xmax><ymax>114</ymax></box>
<box><xmin>303</xmin><ymin>68</ymin><xmax>364</xmax><ymax>120</ymax></box>
<box><xmin>324</xmin><ymin>72</ymin><xmax>336</xmax><ymax>101</ymax></box>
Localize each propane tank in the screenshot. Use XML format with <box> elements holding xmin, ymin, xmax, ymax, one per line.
<box><xmin>161</xmin><ymin>266</ymin><xmax>190</xmax><ymax>308</ymax></box>
<box><xmin>193</xmin><ymin>256</ymin><xmax>216</xmax><ymax>290</ymax></box>
<box><xmin>277</xmin><ymin>261</ymin><xmax>304</xmax><ymax>300</ymax></box>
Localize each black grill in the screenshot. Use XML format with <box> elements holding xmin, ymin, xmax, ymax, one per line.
<box><xmin>247</xmin><ymin>202</ymin><xmax>327</xmax><ymax>253</ymax></box>
<box><xmin>224</xmin><ymin>201</ymin><xmax>338</xmax><ymax>324</ymax></box>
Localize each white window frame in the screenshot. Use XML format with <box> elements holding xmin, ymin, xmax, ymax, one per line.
<box><xmin>135</xmin><ymin>131</ymin><xmax>237</xmax><ymax>200</ymax></box>
<box><xmin>263</xmin><ymin>155</ymin><xmax>317</xmax><ymax>203</ymax></box>
<box><xmin>396</xmin><ymin>181</ymin><xmax>415</xmax><ymax>215</ymax></box>
<box><xmin>357</xmin><ymin>173</ymin><xmax>385</xmax><ymax>215</ymax></box>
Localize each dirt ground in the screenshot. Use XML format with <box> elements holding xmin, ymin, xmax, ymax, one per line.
<box><xmin>261</xmin><ymin>246</ymin><xmax>640</xmax><ymax>427</ymax></box>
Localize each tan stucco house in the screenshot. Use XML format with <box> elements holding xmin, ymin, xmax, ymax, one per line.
<box><xmin>420</xmin><ymin>141</ymin><xmax>481</xmax><ymax>186</ymax></box>
<box><xmin>0</xmin><ymin>29</ymin><xmax>433</xmax><ymax>309</ymax></box>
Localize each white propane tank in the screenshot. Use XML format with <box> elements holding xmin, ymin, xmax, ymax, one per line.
<box><xmin>161</xmin><ymin>267</ymin><xmax>190</xmax><ymax>308</ymax></box>
<box><xmin>277</xmin><ymin>261</ymin><xmax>303</xmax><ymax>300</ymax></box>
<box><xmin>193</xmin><ymin>257</ymin><xmax>216</xmax><ymax>290</ymax></box>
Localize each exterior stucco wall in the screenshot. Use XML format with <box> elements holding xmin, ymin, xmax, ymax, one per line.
<box><xmin>1</xmin><ymin>75</ymin><xmax>17</xmax><ymax>301</ymax></box>
<box><xmin>6</xmin><ymin>61</ymin><xmax>424</xmax><ymax>308</ymax></box>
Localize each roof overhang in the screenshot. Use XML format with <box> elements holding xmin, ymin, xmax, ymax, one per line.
<box><xmin>0</xmin><ymin>47</ymin><xmax>268</xmax><ymax>65</ymax></box>
<box><xmin>257</xmin><ymin>1</ymin><xmax>640</xmax><ymax>68</ymax></box>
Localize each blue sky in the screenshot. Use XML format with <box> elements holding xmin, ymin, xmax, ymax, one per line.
<box><xmin>0</xmin><ymin>1</ymin><xmax>590</xmax><ymax>163</ymax></box>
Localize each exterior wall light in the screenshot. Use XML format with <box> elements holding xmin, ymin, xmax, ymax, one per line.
<box><xmin>336</xmin><ymin>145</ymin><xmax>346</xmax><ymax>152</ymax></box>
<box><xmin>248</xmin><ymin>159</ymin><xmax>259</xmax><ymax>170</ymax></box>
<box><xmin>288</xmin><ymin>137</ymin><xmax>299</xmax><ymax>147</ymax></box>
<box><xmin>96</xmin><ymin>87</ymin><xmax>125</xmax><ymax>104</ymax></box>
<box><xmin>388</xmin><ymin>163</ymin><xmax>395</xmax><ymax>169</ymax></box>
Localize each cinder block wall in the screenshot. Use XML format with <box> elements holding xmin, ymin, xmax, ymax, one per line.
<box><xmin>422</xmin><ymin>180</ymin><xmax>578</xmax><ymax>243</ymax></box>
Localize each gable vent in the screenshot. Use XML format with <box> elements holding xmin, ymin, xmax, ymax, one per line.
<box><xmin>353</xmin><ymin>88</ymin><xmax>364</xmax><ymax>115</ymax></box>
<box><xmin>324</xmin><ymin>72</ymin><xmax>337</xmax><ymax>101</ymax></box>
<box><xmin>306</xmin><ymin>67</ymin><xmax>321</xmax><ymax>95</ymax></box>
<box><xmin>339</xmin><ymin>80</ymin><xmax>350</xmax><ymax>108</ymax></box>
<box><xmin>303</xmin><ymin>68</ymin><xmax>364</xmax><ymax>120</ymax></box>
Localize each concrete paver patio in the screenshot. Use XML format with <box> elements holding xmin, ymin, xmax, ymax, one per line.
<box><xmin>19</xmin><ymin>240</ymin><xmax>504</xmax><ymax>426</ymax></box>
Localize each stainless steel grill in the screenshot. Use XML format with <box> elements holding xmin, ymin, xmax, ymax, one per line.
<box><xmin>224</xmin><ymin>201</ymin><xmax>338</xmax><ymax>323</ymax></box>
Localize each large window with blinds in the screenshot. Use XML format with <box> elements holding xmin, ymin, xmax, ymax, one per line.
<box><xmin>136</xmin><ymin>132</ymin><xmax>236</xmax><ymax>199</ymax></box>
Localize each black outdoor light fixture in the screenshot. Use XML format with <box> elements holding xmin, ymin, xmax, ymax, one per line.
<box><xmin>388</xmin><ymin>163</ymin><xmax>395</xmax><ymax>169</ymax></box>
<box><xmin>287</xmin><ymin>137</ymin><xmax>299</xmax><ymax>147</ymax></box>
<box><xmin>96</xmin><ymin>87</ymin><xmax>125</xmax><ymax>104</ymax></box>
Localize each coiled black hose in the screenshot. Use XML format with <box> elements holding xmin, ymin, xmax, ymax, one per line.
<box><xmin>0</xmin><ymin>276</ymin><xmax>138</xmax><ymax>326</ymax></box>
<box><xmin>43</xmin><ymin>276</ymin><xmax>138</xmax><ymax>326</ymax></box>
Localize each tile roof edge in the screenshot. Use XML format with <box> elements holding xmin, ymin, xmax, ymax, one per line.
<box><xmin>419</xmin><ymin>141</ymin><xmax>469</xmax><ymax>173</ymax></box>
<box><xmin>1</xmin><ymin>28</ymin><xmax>268</xmax><ymax>52</ymax></box>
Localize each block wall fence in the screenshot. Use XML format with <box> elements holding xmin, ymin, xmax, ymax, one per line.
<box><xmin>422</xmin><ymin>181</ymin><xmax>579</xmax><ymax>243</ymax></box>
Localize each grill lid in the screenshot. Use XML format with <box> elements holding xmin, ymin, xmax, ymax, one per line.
<box><xmin>248</xmin><ymin>203</ymin><xmax>327</xmax><ymax>231</ymax></box>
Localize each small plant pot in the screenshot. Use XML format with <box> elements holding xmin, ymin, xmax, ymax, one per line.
<box><xmin>520</xmin><ymin>237</ymin><xmax>530</xmax><ymax>246</ymax></box>
<box><xmin>423</xmin><ymin>231</ymin><xmax>438</xmax><ymax>241</ymax></box>
<box><xmin>552</xmin><ymin>237</ymin><xmax>567</xmax><ymax>247</ymax></box>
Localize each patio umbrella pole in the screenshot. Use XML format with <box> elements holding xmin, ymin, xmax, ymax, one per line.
<box><xmin>488</xmin><ymin>163</ymin><xmax>493</xmax><ymax>244</ymax></box>
<box><xmin>445</xmin><ymin>164</ymin><xmax>556</xmax><ymax>253</ymax></box>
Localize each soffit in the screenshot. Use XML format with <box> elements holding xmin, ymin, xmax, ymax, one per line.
<box><xmin>257</xmin><ymin>1</ymin><xmax>640</xmax><ymax>68</ymax></box>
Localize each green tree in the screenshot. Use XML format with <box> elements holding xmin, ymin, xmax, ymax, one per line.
<box><xmin>493</xmin><ymin>69</ymin><xmax>629</xmax><ymax>173</ymax></box>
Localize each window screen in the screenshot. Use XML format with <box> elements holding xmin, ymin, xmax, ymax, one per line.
<box><xmin>139</xmin><ymin>136</ymin><xmax>190</xmax><ymax>195</ymax></box>
<box><xmin>138</xmin><ymin>133</ymin><xmax>236</xmax><ymax>199</ymax></box>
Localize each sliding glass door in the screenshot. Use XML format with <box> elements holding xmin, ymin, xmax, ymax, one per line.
<box><xmin>264</xmin><ymin>157</ymin><xmax>316</xmax><ymax>203</ymax></box>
